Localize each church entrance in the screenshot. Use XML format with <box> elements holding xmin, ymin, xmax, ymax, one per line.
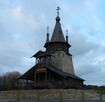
<box><xmin>36</xmin><ymin>72</ymin><xmax>45</xmax><ymax>82</ymax></box>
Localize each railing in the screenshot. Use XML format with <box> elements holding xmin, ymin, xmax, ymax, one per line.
<box><xmin>36</xmin><ymin>58</ymin><xmax>51</xmax><ymax>65</ymax></box>
<box><xmin>50</xmin><ymin>81</ymin><xmax>65</xmax><ymax>89</ymax></box>
<box><xmin>35</xmin><ymin>82</ymin><xmax>46</xmax><ymax>87</ymax></box>
<box><xmin>47</xmin><ymin>82</ymin><xmax>55</xmax><ymax>89</ymax></box>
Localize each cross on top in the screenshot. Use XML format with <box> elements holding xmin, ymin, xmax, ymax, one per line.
<box><xmin>66</xmin><ymin>29</ymin><xmax>68</xmax><ymax>36</ymax></box>
<box><xmin>47</xmin><ymin>26</ymin><xmax>49</xmax><ymax>33</ymax></box>
<box><xmin>56</xmin><ymin>6</ymin><xmax>60</xmax><ymax>16</ymax></box>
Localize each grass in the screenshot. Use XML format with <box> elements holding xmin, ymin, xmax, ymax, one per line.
<box><xmin>95</xmin><ymin>90</ymin><xmax>105</xmax><ymax>95</ymax></box>
<box><xmin>17</xmin><ymin>91</ymin><xmax>20</xmax><ymax>102</ymax></box>
<box><xmin>37</xmin><ymin>92</ymin><xmax>40</xmax><ymax>102</ymax></box>
<box><xmin>59</xmin><ymin>92</ymin><xmax>63</xmax><ymax>102</ymax></box>
<box><xmin>82</xmin><ymin>92</ymin><xmax>85</xmax><ymax>102</ymax></box>
<box><xmin>100</xmin><ymin>93</ymin><xmax>103</xmax><ymax>102</ymax></box>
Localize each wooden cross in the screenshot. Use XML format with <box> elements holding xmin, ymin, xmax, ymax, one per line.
<box><xmin>56</xmin><ymin>6</ymin><xmax>60</xmax><ymax>16</ymax></box>
<box><xmin>66</xmin><ymin>29</ymin><xmax>68</xmax><ymax>36</ymax></box>
<box><xmin>47</xmin><ymin>26</ymin><xmax>49</xmax><ymax>33</ymax></box>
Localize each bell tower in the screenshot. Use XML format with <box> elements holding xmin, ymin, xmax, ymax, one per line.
<box><xmin>44</xmin><ymin>7</ymin><xmax>70</xmax><ymax>55</ymax></box>
<box><xmin>44</xmin><ymin>7</ymin><xmax>75</xmax><ymax>75</ymax></box>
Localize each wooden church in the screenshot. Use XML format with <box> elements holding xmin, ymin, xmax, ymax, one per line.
<box><xmin>19</xmin><ymin>7</ymin><xmax>84</xmax><ymax>89</ymax></box>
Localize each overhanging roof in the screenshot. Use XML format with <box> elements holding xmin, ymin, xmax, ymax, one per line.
<box><xmin>44</xmin><ymin>64</ymin><xmax>84</xmax><ymax>81</ymax></box>
<box><xmin>19</xmin><ymin>64</ymin><xmax>84</xmax><ymax>81</ymax></box>
<box><xmin>31</xmin><ymin>50</ymin><xmax>54</xmax><ymax>58</ymax></box>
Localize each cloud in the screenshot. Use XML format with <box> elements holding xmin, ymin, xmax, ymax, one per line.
<box><xmin>85</xmin><ymin>0</ymin><xmax>98</xmax><ymax>10</ymax></box>
<box><xmin>70</xmin><ymin>33</ymin><xmax>97</xmax><ymax>56</ymax></box>
<box><xmin>100</xmin><ymin>41</ymin><xmax>105</xmax><ymax>47</ymax></box>
<box><xmin>12</xmin><ymin>7</ymin><xmax>39</xmax><ymax>29</ymax></box>
<box><xmin>74</xmin><ymin>48</ymin><xmax>105</xmax><ymax>85</ymax></box>
<box><xmin>83</xmin><ymin>0</ymin><xmax>102</xmax><ymax>37</ymax></box>
<box><xmin>70</xmin><ymin>33</ymin><xmax>105</xmax><ymax>85</ymax></box>
<box><xmin>0</xmin><ymin>39</ymin><xmax>34</xmax><ymax>74</ymax></box>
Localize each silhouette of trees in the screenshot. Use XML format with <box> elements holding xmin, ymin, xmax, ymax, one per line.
<box><xmin>86</xmin><ymin>85</ymin><xmax>105</xmax><ymax>90</ymax></box>
<box><xmin>0</xmin><ymin>71</ymin><xmax>24</xmax><ymax>91</ymax></box>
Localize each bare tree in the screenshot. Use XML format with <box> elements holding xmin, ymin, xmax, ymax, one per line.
<box><xmin>0</xmin><ymin>71</ymin><xmax>24</xmax><ymax>91</ymax></box>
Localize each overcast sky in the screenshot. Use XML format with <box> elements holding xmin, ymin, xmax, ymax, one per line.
<box><xmin>0</xmin><ymin>0</ymin><xmax>105</xmax><ymax>86</ymax></box>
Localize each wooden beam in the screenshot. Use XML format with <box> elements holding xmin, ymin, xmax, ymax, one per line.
<box><xmin>45</xmin><ymin>70</ymin><xmax>47</xmax><ymax>85</ymax></box>
<box><xmin>34</xmin><ymin>69</ymin><xmax>36</xmax><ymax>84</ymax></box>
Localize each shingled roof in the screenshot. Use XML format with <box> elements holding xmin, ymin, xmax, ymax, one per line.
<box><xmin>45</xmin><ymin>64</ymin><xmax>84</xmax><ymax>81</ymax></box>
<box><xmin>51</xmin><ymin>16</ymin><xmax>65</xmax><ymax>42</ymax></box>
<box><xmin>19</xmin><ymin>64</ymin><xmax>84</xmax><ymax>81</ymax></box>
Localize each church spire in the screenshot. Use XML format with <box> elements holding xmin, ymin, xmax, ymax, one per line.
<box><xmin>66</xmin><ymin>29</ymin><xmax>68</xmax><ymax>43</ymax></box>
<box><xmin>51</xmin><ymin>7</ymin><xmax>65</xmax><ymax>42</ymax></box>
<box><xmin>46</xmin><ymin>26</ymin><xmax>49</xmax><ymax>42</ymax></box>
<box><xmin>44</xmin><ymin>7</ymin><xmax>71</xmax><ymax>54</ymax></box>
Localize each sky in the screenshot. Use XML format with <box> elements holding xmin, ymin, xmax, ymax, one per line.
<box><xmin>0</xmin><ymin>0</ymin><xmax>105</xmax><ymax>86</ymax></box>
